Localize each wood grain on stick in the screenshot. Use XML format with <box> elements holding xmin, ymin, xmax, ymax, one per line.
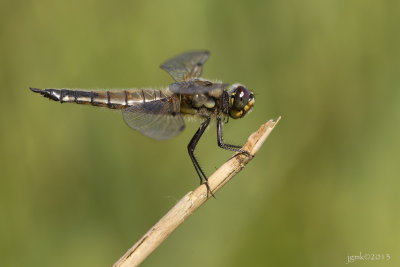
<box><xmin>113</xmin><ymin>117</ymin><xmax>281</xmax><ymax>267</ymax></box>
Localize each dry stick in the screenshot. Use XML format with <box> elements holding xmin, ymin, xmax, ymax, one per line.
<box><xmin>113</xmin><ymin>117</ymin><xmax>281</xmax><ymax>267</ymax></box>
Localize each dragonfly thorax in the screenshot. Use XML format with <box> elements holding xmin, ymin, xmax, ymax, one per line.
<box><xmin>229</xmin><ymin>84</ymin><xmax>255</xmax><ymax>119</ymax></box>
<box><xmin>192</xmin><ymin>94</ymin><xmax>215</xmax><ymax>109</ymax></box>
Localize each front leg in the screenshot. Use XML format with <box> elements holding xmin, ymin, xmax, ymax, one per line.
<box><xmin>217</xmin><ymin>117</ymin><xmax>252</xmax><ymax>156</ymax></box>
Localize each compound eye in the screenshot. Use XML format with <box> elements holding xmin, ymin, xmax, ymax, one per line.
<box><xmin>233</xmin><ymin>86</ymin><xmax>250</xmax><ymax>110</ymax></box>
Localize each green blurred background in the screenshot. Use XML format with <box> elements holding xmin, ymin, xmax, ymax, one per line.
<box><xmin>1</xmin><ymin>0</ymin><xmax>399</xmax><ymax>266</ymax></box>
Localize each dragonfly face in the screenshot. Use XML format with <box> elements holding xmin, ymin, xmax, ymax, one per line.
<box><xmin>229</xmin><ymin>84</ymin><xmax>255</xmax><ymax>119</ymax></box>
<box><xmin>30</xmin><ymin>50</ymin><xmax>255</xmax><ymax>196</ymax></box>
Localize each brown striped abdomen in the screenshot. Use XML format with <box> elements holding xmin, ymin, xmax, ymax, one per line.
<box><xmin>30</xmin><ymin>88</ymin><xmax>172</xmax><ymax>109</ymax></box>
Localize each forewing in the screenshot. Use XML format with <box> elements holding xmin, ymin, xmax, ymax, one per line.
<box><xmin>169</xmin><ymin>80</ymin><xmax>227</xmax><ymax>94</ymax></box>
<box><xmin>122</xmin><ymin>96</ymin><xmax>185</xmax><ymax>140</ymax></box>
<box><xmin>160</xmin><ymin>50</ymin><xmax>210</xmax><ymax>81</ymax></box>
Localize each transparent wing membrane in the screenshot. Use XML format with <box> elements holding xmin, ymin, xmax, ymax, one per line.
<box><xmin>122</xmin><ymin>96</ymin><xmax>185</xmax><ymax>140</ymax></box>
<box><xmin>169</xmin><ymin>80</ymin><xmax>227</xmax><ymax>94</ymax></box>
<box><xmin>160</xmin><ymin>50</ymin><xmax>210</xmax><ymax>82</ymax></box>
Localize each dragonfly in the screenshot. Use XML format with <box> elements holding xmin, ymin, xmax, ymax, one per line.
<box><xmin>30</xmin><ymin>50</ymin><xmax>255</xmax><ymax>195</ymax></box>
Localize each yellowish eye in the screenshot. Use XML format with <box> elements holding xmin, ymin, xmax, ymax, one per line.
<box><xmin>233</xmin><ymin>86</ymin><xmax>250</xmax><ymax>110</ymax></box>
<box><xmin>229</xmin><ymin>85</ymin><xmax>254</xmax><ymax>119</ymax></box>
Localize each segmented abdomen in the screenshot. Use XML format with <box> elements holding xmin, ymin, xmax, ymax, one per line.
<box><xmin>30</xmin><ymin>88</ymin><xmax>172</xmax><ymax>109</ymax></box>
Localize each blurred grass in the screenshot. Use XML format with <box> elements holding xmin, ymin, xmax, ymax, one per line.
<box><xmin>1</xmin><ymin>0</ymin><xmax>399</xmax><ymax>266</ymax></box>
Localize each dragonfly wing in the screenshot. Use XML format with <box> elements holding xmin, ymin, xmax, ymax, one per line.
<box><xmin>122</xmin><ymin>96</ymin><xmax>185</xmax><ymax>140</ymax></box>
<box><xmin>169</xmin><ymin>80</ymin><xmax>227</xmax><ymax>94</ymax></box>
<box><xmin>160</xmin><ymin>50</ymin><xmax>210</xmax><ymax>81</ymax></box>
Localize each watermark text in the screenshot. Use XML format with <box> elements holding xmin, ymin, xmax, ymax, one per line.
<box><xmin>345</xmin><ymin>252</ymin><xmax>390</xmax><ymax>264</ymax></box>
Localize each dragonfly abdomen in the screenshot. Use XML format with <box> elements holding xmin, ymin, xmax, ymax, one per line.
<box><xmin>30</xmin><ymin>88</ymin><xmax>171</xmax><ymax>109</ymax></box>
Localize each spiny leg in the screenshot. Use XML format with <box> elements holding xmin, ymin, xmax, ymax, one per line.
<box><xmin>187</xmin><ymin>117</ymin><xmax>215</xmax><ymax>197</ymax></box>
<box><xmin>217</xmin><ymin>117</ymin><xmax>253</xmax><ymax>157</ymax></box>
<box><xmin>188</xmin><ymin>118</ymin><xmax>210</xmax><ymax>182</ymax></box>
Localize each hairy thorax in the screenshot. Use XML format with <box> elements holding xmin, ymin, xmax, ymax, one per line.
<box><xmin>179</xmin><ymin>89</ymin><xmax>227</xmax><ymax>120</ymax></box>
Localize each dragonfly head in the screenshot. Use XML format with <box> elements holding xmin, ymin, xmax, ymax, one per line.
<box><xmin>228</xmin><ymin>84</ymin><xmax>255</xmax><ymax>119</ymax></box>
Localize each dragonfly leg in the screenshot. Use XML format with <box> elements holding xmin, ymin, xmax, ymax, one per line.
<box><xmin>188</xmin><ymin>117</ymin><xmax>215</xmax><ymax>197</ymax></box>
<box><xmin>217</xmin><ymin>117</ymin><xmax>253</xmax><ymax>157</ymax></box>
